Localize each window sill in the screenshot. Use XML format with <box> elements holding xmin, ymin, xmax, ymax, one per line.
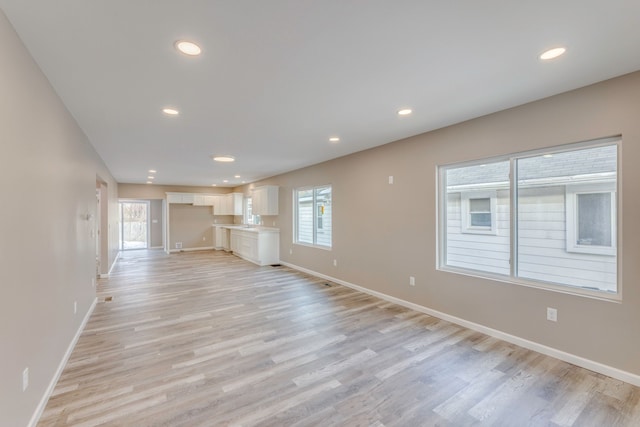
<box><xmin>437</xmin><ymin>265</ymin><xmax>621</xmax><ymax>303</ymax></box>
<box><xmin>294</xmin><ymin>242</ymin><xmax>332</xmax><ymax>251</ymax></box>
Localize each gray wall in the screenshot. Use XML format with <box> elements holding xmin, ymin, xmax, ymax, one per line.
<box><xmin>0</xmin><ymin>10</ymin><xmax>119</xmax><ymax>427</ymax></box>
<box><xmin>149</xmin><ymin>199</ymin><xmax>163</xmax><ymax>248</ymax></box>
<box><xmin>237</xmin><ymin>71</ymin><xmax>640</xmax><ymax>378</ymax></box>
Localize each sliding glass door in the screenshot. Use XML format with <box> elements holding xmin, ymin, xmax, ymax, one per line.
<box><xmin>119</xmin><ymin>201</ymin><xmax>150</xmax><ymax>250</ymax></box>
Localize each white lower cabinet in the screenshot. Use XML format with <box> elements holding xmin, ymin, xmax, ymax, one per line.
<box><xmin>228</xmin><ymin>228</ymin><xmax>279</xmax><ymax>266</ymax></box>
<box><xmin>214</xmin><ymin>226</ymin><xmax>230</xmax><ymax>250</ymax></box>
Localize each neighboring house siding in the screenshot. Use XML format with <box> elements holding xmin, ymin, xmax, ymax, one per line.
<box><xmin>317</xmin><ymin>204</ymin><xmax>332</xmax><ymax>247</ymax></box>
<box><xmin>517</xmin><ymin>186</ymin><xmax>616</xmax><ymax>291</ymax></box>
<box><xmin>298</xmin><ymin>202</ymin><xmax>313</xmax><ymax>243</ymax></box>
<box><xmin>446</xmin><ymin>190</ymin><xmax>510</xmax><ymax>275</ymax></box>
<box><xmin>446</xmin><ymin>185</ymin><xmax>616</xmax><ymax>291</ymax></box>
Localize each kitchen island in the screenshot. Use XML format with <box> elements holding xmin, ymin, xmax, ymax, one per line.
<box><xmin>215</xmin><ymin>225</ymin><xmax>280</xmax><ymax>266</ymax></box>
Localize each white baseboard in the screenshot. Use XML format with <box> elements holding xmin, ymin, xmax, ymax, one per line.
<box><xmin>104</xmin><ymin>251</ymin><xmax>121</xmax><ymax>277</ymax></box>
<box><xmin>169</xmin><ymin>246</ymin><xmax>214</xmax><ymax>253</ymax></box>
<box><xmin>28</xmin><ymin>297</ymin><xmax>98</xmax><ymax>427</ymax></box>
<box><xmin>281</xmin><ymin>261</ymin><xmax>640</xmax><ymax>388</ymax></box>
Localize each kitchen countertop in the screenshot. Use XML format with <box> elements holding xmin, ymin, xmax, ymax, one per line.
<box><xmin>214</xmin><ymin>224</ymin><xmax>280</xmax><ymax>233</ymax></box>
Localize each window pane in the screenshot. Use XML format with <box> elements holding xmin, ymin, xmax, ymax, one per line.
<box><xmin>469</xmin><ymin>198</ymin><xmax>490</xmax><ymax>212</ymax></box>
<box><xmin>245</xmin><ymin>197</ymin><xmax>254</xmax><ymax>224</ymax></box>
<box><xmin>315</xmin><ymin>186</ymin><xmax>332</xmax><ymax>247</ymax></box>
<box><xmin>444</xmin><ymin>161</ymin><xmax>510</xmax><ymax>275</ymax></box>
<box><xmin>470</xmin><ymin>212</ymin><xmax>491</xmax><ymax>227</ymax></box>
<box><xmin>577</xmin><ymin>193</ymin><xmax>611</xmax><ymax>246</ymax></box>
<box><xmin>296</xmin><ymin>189</ymin><xmax>313</xmax><ymax>244</ymax></box>
<box><xmin>516</xmin><ymin>144</ymin><xmax>617</xmax><ymax>292</ymax></box>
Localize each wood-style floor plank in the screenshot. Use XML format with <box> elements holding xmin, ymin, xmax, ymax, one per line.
<box><xmin>38</xmin><ymin>249</ymin><xmax>640</xmax><ymax>426</ymax></box>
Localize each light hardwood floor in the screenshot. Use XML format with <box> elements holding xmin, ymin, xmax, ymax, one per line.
<box><xmin>38</xmin><ymin>250</ymin><xmax>640</xmax><ymax>426</ymax></box>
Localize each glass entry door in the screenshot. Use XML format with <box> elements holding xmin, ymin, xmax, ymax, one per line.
<box><xmin>120</xmin><ymin>201</ymin><xmax>149</xmax><ymax>250</ymax></box>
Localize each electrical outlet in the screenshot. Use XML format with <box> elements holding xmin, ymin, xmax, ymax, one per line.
<box><xmin>175</xmin><ymin>242</ymin><xmax>183</xmax><ymax>249</ymax></box>
<box><xmin>409</xmin><ymin>276</ymin><xmax>415</xmax><ymax>286</ymax></box>
<box><xmin>333</xmin><ymin>259</ymin><xmax>337</xmax><ymax>267</ymax></box>
<box><xmin>289</xmin><ymin>248</ymin><xmax>293</xmax><ymax>255</ymax></box>
<box><xmin>272</xmin><ymin>221</ymin><xmax>276</xmax><ymax>226</ymax></box>
<box><xmin>22</xmin><ymin>367</ymin><xmax>29</xmax><ymax>391</ymax></box>
<box><xmin>388</xmin><ymin>175</ymin><xmax>394</xmax><ymax>184</ymax></box>
<box><xmin>202</xmin><ymin>236</ymin><xmax>206</xmax><ymax>241</ymax></box>
<box><xmin>74</xmin><ymin>301</ymin><xmax>77</xmax><ymax>314</ymax></box>
<box><xmin>547</xmin><ymin>307</ymin><xmax>558</xmax><ymax>322</ymax></box>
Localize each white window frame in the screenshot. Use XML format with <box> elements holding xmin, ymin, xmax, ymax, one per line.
<box><xmin>566</xmin><ymin>183</ymin><xmax>616</xmax><ymax>256</ymax></box>
<box><xmin>461</xmin><ymin>191</ymin><xmax>497</xmax><ymax>235</ymax></box>
<box><xmin>438</xmin><ymin>137</ymin><xmax>620</xmax><ymax>299</ymax></box>
<box><xmin>243</xmin><ymin>197</ymin><xmax>260</xmax><ymax>225</ymax></box>
<box><xmin>294</xmin><ymin>185</ymin><xmax>332</xmax><ymax>249</ymax></box>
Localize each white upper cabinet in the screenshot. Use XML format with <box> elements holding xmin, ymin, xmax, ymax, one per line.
<box><xmin>166</xmin><ymin>192</ymin><xmax>242</xmax><ymax>215</ymax></box>
<box><xmin>252</xmin><ymin>185</ymin><xmax>279</xmax><ymax>215</ymax></box>
<box><xmin>193</xmin><ymin>195</ymin><xmax>215</xmax><ymax>206</ymax></box>
<box><xmin>166</xmin><ymin>193</ymin><xmax>195</xmax><ymax>204</ymax></box>
<box><xmin>213</xmin><ymin>193</ymin><xmax>243</xmax><ymax>215</ymax></box>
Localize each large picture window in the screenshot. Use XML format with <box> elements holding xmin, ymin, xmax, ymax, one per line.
<box><xmin>439</xmin><ymin>138</ymin><xmax>619</xmax><ymax>296</ymax></box>
<box><xmin>295</xmin><ymin>185</ymin><xmax>332</xmax><ymax>248</ymax></box>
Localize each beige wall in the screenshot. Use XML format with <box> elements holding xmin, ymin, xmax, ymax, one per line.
<box><xmin>118</xmin><ymin>183</ymin><xmax>232</xmax><ymax>199</ymax></box>
<box><xmin>0</xmin><ymin>11</ymin><xmax>119</xmax><ymax>427</ymax></box>
<box><xmin>169</xmin><ymin>204</ymin><xmax>215</xmax><ymax>250</ymax></box>
<box><xmin>237</xmin><ymin>71</ymin><xmax>640</xmax><ymax>378</ymax></box>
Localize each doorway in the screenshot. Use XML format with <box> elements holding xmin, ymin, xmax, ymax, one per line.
<box><xmin>119</xmin><ymin>201</ymin><xmax>150</xmax><ymax>250</ymax></box>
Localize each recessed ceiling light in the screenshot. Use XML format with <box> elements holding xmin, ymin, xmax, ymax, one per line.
<box><xmin>223</xmin><ymin>180</ymin><xmax>229</xmax><ymax>183</ymax></box>
<box><xmin>212</xmin><ymin>184</ymin><xmax>217</xmax><ymax>187</ymax></box>
<box><xmin>175</xmin><ymin>40</ymin><xmax>202</xmax><ymax>56</ymax></box>
<box><xmin>397</xmin><ymin>108</ymin><xmax>413</xmax><ymax>116</ymax></box>
<box><xmin>539</xmin><ymin>47</ymin><xmax>566</xmax><ymax>60</ymax></box>
<box><xmin>543</xmin><ymin>154</ymin><xmax>553</xmax><ymax>158</ymax></box>
<box><xmin>146</xmin><ymin>181</ymin><xmax>153</xmax><ymax>184</ymax></box>
<box><xmin>212</xmin><ymin>155</ymin><xmax>235</xmax><ymax>162</ymax></box>
<box><xmin>329</xmin><ymin>137</ymin><xmax>340</xmax><ymax>143</ymax></box>
<box><xmin>162</xmin><ymin>108</ymin><xmax>179</xmax><ymax>116</ymax></box>
<box><xmin>241</xmin><ymin>181</ymin><xmax>246</xmax><ymax>184</ymax></box>
<box><xmin>234</xmin><ymin>175</ymin><xmax>241</xmax><ymax>178</ymax></box>
<box><xmin>148</xmin><ymin>169</ymin><xmax>156</xmax><ymax>173</ymax></box>
<box><xmin>147</xmin><ymin>176</ymin><xmax>154</xmax><ymax>179</ymax></box>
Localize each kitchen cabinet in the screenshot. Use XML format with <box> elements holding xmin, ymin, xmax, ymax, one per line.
<box><xmin>166</xmin><ymin>192</ymin><xmax>195</xmax><ymax>204</ymax></box>
<box><xmin>227</xmin><ymin>227</ymin><xmax>279</xmax><ymax>266</ymax></box>
<box><xmin>252</xmin><ymin>185</ymin><xmax>279</xmax><ymax>215</ymax></box>
<box><xmin>193</xmin><ymin>195</ymin><xmax>215</xmax><ymax>206</ymax></box>
<box><xmin>213</xmin><ymin>193</ymin><xmax>243</xmax><ymax>215</ymax></box>
<box><xmin>214</xmin><ymin>226</ymin><xmax>230</xmax><ymax>250</ymax></box>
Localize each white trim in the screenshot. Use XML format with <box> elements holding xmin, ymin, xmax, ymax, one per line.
<box><xmin>566</xmin><ymin>183</ymin><xmax>617</xmax><ymax>256</ymax></box>
<box><xmin>28</xmin><ymin>297</ymin><xmax>98</xmax><ymax>427</ymax></box>
<box><xmin>460</xmin><ymin>190</ymin><xmax>497</xmax><ymax>235</ymax></box>
<box><xmin>169</xmin><ymin>246</ymin><xmax>215</xmax><ymax>253</ymax></box>
<box><xmin>104</xmin><ymin>251</ymin><xmax>120</xmax><ymax>277</ymax></box>
<box><xmin>280</xmin><ymin>261</ymin><xmax>640</xmax><ymax>388</ymax></box>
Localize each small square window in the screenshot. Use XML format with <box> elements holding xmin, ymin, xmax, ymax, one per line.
<box><xmin>566</xmin><ymin>184</ymin><xmax>616</xmax><ymax>256</ymax></box>
<box><xmin>461</xmin><ymin>191</ymin><xmax>497</xmax><ymax>234</ymax></box>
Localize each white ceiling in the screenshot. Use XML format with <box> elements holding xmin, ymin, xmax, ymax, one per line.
<box><xmin>2</xmin><ymin>1</ymin><xmax>640</xmax><ymax>187</ymax></box>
